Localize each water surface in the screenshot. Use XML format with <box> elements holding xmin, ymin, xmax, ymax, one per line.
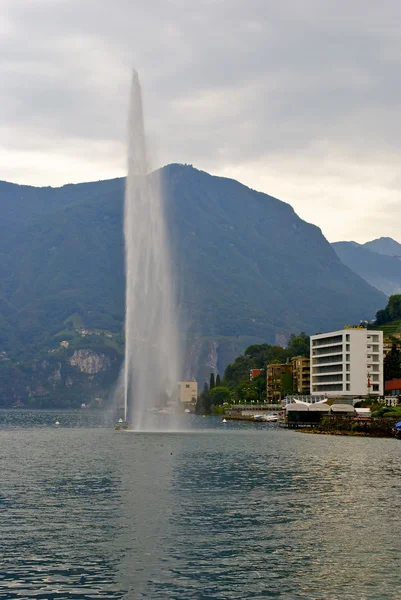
<box><xmin>0</xmin><ymin>410</ymin><xmax>400</xmax><ymax>599</ymax></box>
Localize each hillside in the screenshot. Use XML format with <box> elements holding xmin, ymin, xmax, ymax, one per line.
<box><xmin>363</xmin><ymin>237</ymin><xmax>401</xmax><ymax>257</ymax></box>
<box><xmin>0</xmin><ymin>164</ymin><xmax>386</xmax><ymax>405</ymax></box>
<box><xmin>332</xmin><ymin>240</ymin><xmax>401</xmax><ymax>296</ymax></box>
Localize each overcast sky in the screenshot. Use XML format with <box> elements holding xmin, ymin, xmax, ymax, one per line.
<box><xmin>1</xmin><ymin>0</ymin><xmax>400</xmax><ymax>242</ymax></box>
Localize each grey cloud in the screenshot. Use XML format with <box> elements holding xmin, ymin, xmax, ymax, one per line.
<box><xmin>1</xmin><ymin>0</ymin><xmax>401</xmax><ymax>241</ymax></box>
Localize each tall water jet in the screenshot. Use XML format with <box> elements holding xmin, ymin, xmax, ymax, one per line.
<box><xmin>123</xmin><ymin>71</ymin><xmax>180</xmax><ymax>430</ymax></box>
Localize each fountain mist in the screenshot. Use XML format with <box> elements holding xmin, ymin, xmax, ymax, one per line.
<box><xmin>123</xmin><ymin>71</ymin><xmax>180</xmax><ymax>430</ymax></box>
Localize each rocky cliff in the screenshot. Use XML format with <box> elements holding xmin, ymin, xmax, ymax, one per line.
<box><xmin>0</xmin><ymin>348</ymin><xmax>121</xmax><ymax>408</ymax></box>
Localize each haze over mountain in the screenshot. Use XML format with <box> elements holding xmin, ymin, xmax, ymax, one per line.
<box><xmin>0</xmin><ymin>165</ymin><xmax>386</xmax><ymax>405</ymax></box>
<box><xmin>363</xmin><ymin>237</ymin><xmax>401</xmax><ymax>257</ymax></box>
<box><xmin>332</xmin><ymin>238</ymin><xmax>401</xmax><ymax>297</ymax></box>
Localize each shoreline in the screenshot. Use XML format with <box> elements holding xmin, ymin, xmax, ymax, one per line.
<box><xmin>298</xmin><ymin>428</ymin><xmax>396</xmax><ymax>438</ymax></box>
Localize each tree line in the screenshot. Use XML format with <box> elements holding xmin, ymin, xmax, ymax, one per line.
<box><xmin>195</xmin><ymin>332</ymin><xmax>310</xmax><ymax>414</ymax></box>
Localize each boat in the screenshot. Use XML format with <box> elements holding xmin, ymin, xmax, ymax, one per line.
<box><xmin>253</xmin><ymin>413</ymin><xmax>278</xmax><ymax>422</ymax></box>
<box><xmin>114</xmin><ymin>418</ymin><xmax>129</xmax><ymax>430</ymax></box>
<box><xmin>222</xmin><ymin>418</ymin><xmax>227</xmax><ymax>423</ymax></box>
<box><xmin>264</xmin><ymin>413</ymin><xmax>279</xmax><ymax>422</ymax></box>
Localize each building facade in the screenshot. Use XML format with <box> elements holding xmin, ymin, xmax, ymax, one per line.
<box><xmin>291</xmin><ymin>356</ymin><xmax>311</xmax><ymax>394</ymax></box>
<box><xmin>178</xmin><ymin>380</ymin><xmax>198</xmax><ymax>403</ymax></box>
<box><xmin>310</xmin><ymin>328</ymin><xmax>383</xmax><ymax>397</ymax></box>
<box><xmin>266</xmin><ymin>363</ymin><xmax>292</xmax><ymax>403</ymax></box>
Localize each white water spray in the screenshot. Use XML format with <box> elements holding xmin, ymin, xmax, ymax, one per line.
<box><xmin>123</xmin><ymin>71</ymin><xmax>180</xmax><ymax>430</ymax></box>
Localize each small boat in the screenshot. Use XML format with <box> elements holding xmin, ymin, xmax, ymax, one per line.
<box><xmin>222</xmin><ymin>418</ymin><xmax>227</xmax><ymax>423</ymax></box>
<box><xmin>253</xmin><ymin>414</ymin><xmax>278</xmax><ymax>422</ymax></box>
<box><xmin>115</xmin><ymin>419</ymin><xmax>129</xmax><ymax>430</ymax></box>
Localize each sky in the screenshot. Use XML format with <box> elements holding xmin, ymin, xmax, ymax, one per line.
<box><xmin>1</xmin><ymin>0</ymin><xmax>401</xmax><ymax>242</ymax></box>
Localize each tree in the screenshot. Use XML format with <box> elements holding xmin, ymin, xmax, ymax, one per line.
<box><xmin>384</xmin><ymin>344</ymin><xmax>401</xmax><ymax>381</ymax></box>
<box><xmin>387</xmin><ymin>295</ymin><xmax>401</xmax><ymax>321</ymax></box>
<box><xmin>195</xmin><ymin>383</ymin><xmax>212</xmax><ymax>415</ymax></box>
<box><xmin>375</xmin><ymin>295</ymin><xmax>401</xmax><ymax>326</ymax></box>
<box><xmin>216</xmin><ymin>373</ymin><xmax>221</xmax><ymax>387</ymax></box>
<box><xmin>286</xmin><ymin>332</ymin><xmax>310</xmax><ymax>358</ymax></box>
<box><xmin>209</xmin><ymin>386</ymin><xmax>231</xmax><ymax>406</ymax></box>
<box><xmin>375</xmin><ymin>309</ymin><xmax>389</xmax><ymax>326</ymax></box>
<box><xmin>209</xmin><ymin>372</ymin><xmax>215</xmax><ymax>390</ymax></box>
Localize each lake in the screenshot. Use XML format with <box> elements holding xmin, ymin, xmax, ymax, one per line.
<box><xmin>0</xmin><ymin>409</ymin><xmax>400</xmax><ymax>599</ymax></box>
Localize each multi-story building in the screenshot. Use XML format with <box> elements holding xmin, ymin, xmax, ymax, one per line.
<box><xmin>310</xmin><ymin>328</ymin><xmax>383</xmax><ymax>397</ymax></box>
<box><xmin>178</xmin><ymin>380</ymin><xmax>198</xmax><ymax>403</ymax></box>
<box><xmin>266</xmin><ymin>363</ymin><xmax>292</xmax><ymax>403</ymax></box>
<box><xmin>291</xmin><ymin>356</ymin><xmax>311</xmax><ymax>394</ymax></box>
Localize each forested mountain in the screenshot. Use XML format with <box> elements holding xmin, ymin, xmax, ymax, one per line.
<box><xmin>0</xmin><ymin>164</ymin><xmax>385</xmax><ymax>405</ymax></box>
<box><xmin>332</xmin><ymin>239</ymin><xmax>401</xmax><ymax>296</ymax></box>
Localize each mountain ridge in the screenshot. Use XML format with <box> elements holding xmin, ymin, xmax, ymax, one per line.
<box><xmin>332</xmin><ymin>238</ymin><xmax>401</xmax><ymax>297</ymax></box>
<box><xmin>0</xmin><ymin>163</ymin><xmax>386</xmax><ymax>405</ymax></box>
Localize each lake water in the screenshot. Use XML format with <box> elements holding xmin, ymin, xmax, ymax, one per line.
<box><xmin>0</xmin><ymin>409</ymin><xmax>400</xmax><ymax>599</ymax></box>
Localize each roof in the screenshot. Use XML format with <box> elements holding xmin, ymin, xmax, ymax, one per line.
<box><xmin>285</xmin><ymin>403</ymin><xmax>309</xmax><ymax>411</ymax></box>
<box><xmin>330</xmin><ymin>404</ymin><xmax>355</xmax><ymax>413</ymax></box>
<box><xmin>355</xmin><ymin>407</ymin><xmax>371</xmax><ymax>415</ymax></box>
<box><xmin>308</xmin><ymin>403</ymin><xmax>330</xmax><ymax>412</ymax></box>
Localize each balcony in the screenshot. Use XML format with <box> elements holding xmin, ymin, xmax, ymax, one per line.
<box><xmin>313</xmin><ymin>355</ymin><xmax>343</xmax><ymax>366</ymax></box>
<box><xmin>312</xmin><ymin>345</ymin><xmax>343</xmax><ymax>357</ymax></box>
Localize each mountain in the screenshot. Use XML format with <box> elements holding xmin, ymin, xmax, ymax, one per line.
<box><xmin>0</xmin><ymin>164</ymin><xmax>386</xmax><ymax>406</ymax></box>
<box><xmin>332</xmin><ymin>239</ymin><xmax>401</xmax><ymax>296</ymax></box>
<box><xmin>363</xmin><ymin>237</ymin><xmax>401</xmax><ymax>257</ymax></box>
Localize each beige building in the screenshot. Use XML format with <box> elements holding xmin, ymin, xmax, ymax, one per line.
<box><xmin>178</xmin><ymin>380</ymin><xmax>198</xmax><ymax>403</ymax></box>
<box><xmin>266</xmin><ymin>363</ymin><xmax>292</xmax><ymax>403</ymax></box>
<box><xmin>292</xmin><ymin>356</ymin><xmax>311</xmax><ymax>394</ymax></box>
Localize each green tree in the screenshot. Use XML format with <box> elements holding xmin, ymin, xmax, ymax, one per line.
<box><xmin>209</xmin><ymin>386</ymin><xmax>231</xmax><ymax>406</ymax></box>
<box><xmin>375</xmin><ymin>308</ymin><xmax>389</xmax><ymax>326</ymax></box>
<box><xmin>281</xmin><ymin>372</ymin><xmax>294</xmax><ymax>397</ymax></box>
<box><xmin>384</xmin><ymin>344</ymin><xmax>401</xmax><ymax>381</ymax></box>
<box><xmin>387</xmin><ymin>295</ymin><xmax>401</xmax><ymax>321</ymax></box>
<box><xmin>209</xmin><ymin>372</ymin><xmax>215</xmax><ymax>390</ymax></box>
<box><xmin>195</xmin><ymin>383</ymin><xmax>212</xmax><ymax>415</ymax></box>
<box><xmin>216</xmin><ymin>373</ymin><xmax>221</xmax><ymax>387</ymax></box>
<box><xmin>286</xmin><ymin>332</ymin><xmax>310</xmax><ymax>358</ymax></box>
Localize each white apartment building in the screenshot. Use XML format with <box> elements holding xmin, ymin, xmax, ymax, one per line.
<box><xmin>310</xmin><ymin>328</ymin><xmax>383</xmax><ymax>397</ymax></box>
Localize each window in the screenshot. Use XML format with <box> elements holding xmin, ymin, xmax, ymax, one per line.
<box><xmin>346</xmin><ymin>334</ymin><xmax>350</xmax><ymax>341</ymax></box>
<box><xmin>346</xmin><ymin>344</ymin><xmax>350</xmax><ymax>351</ymax></box>
<box><xmin>346</xmin><ymin>384</ymin><xmax>350</xmax><ymax>391</ymax></box>
<box><xmin>372</xmin><ymin>335</ymin><xmax>379</xmax><ymax>342</ymax></box>
<box><xmin>346</xmin><ymin>364</ymin><xmax>350</xmax><ymax>371</ymax></box>
<box><xmin>346</xmin><ymin>374</ymin><xmax>350</xmax><ymax>381</ymax></box>
<box><xmin>373</xmin><ymin>384</ymin><xmax>379</xmax><ymax>392</ymax></box>
<box><xmin>346</xmin><ymin>354</ymin><xmax>350</xmax><ymax>361</ymax></box>
<box><xmin>185</xmin><ymin>384</ymin><xmax>190</xmax><ymax>388</ymax></box>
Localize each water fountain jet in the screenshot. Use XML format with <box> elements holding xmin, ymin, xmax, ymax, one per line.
<box><xmin>122</xmin><ymin>71</ymin><xmax>180</xmax><ymax>430</ymax></box>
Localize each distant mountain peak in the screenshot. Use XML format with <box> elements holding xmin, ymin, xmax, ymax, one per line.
<box><xmin>363</xmin><ymin>237</ymin><xmax>401</xmax><ymax>257</ymax></box>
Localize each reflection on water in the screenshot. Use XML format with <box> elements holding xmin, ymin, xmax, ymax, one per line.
<box><xmin>0</xmin><ymin>410</ymin><xmax>400</xmax><ymax>599</ymax></box>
